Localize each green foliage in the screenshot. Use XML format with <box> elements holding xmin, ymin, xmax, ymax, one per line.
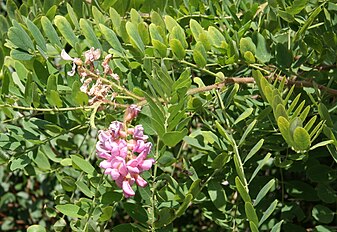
<box><xmin>1</xmin><ymin>0</ymin><xmax>337</xmax><ymax>231</ymax></box>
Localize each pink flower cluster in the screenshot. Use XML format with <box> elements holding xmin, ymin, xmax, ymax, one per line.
<box><xmin>96</xmin><ymin>120</ymin><xmax>155</xmax><ymax>198</ymax></box>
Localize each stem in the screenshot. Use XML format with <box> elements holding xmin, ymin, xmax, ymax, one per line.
<box><xmin>84</xmin><ymin>70</ymin><xmax>144</xmax><ymax>101</ymax></box>
<box><xmin>150</xmin><ymin>137</ymin><xmax>160</xmax><ymax>231</ymax></box>
<box><xmin>0</xmin><ymin>104</ymin><xmax>93</xmax><ymax>112</ymax></box>
<box><xmin>180</xmin><ymin>60</ymin><xmax>220</xmax><ymax>78</ymax></box>
<box><xmin>83</xmin><ymin>173</ymin><xmax>105</xmax><ymax>231</ymax></box>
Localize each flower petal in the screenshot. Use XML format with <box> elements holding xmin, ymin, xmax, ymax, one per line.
<box><xmin>135</xmin><ymin>175</ymin><xmax>147</xmax><ymax>187</ymax></box>
<box><xmin>122</xmin><ymin>180</ymin><xmax>135</xmax><ymax>196</ymax></box>
<box><xmin>139</xmin><ymin>159</ymin><xmax>155</xmax><ymax>171</ymax></box>
<box><xmin>100</xmin><ymin>160</ymin><xmax>112</xmax><ymax>169</ymax></box>
<box><xmin>61</xmin><ymin>49</ymin><xmax>74</xmax><ymax>61</ymax></box>
<box><xmin>110</xmin><ymin>169</ymin><xmax>120</xmax><ymax>180</ymax></box>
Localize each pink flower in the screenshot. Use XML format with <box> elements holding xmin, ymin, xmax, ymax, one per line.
<box><xmin>109</xmin><ymin>121</ymin><xmax>123</xmax><ymax>138</ymax></box>
<box><xmin>60</xmin><ymin>49</ymin><xmax>82</xmax><ymax>76</ymax></box>
<box><xmin>96</xmin><ymin>120</ymin><xmax>154</xmax><ymax>198</ymax></box>
<box><xmin>124</xmin><ymin>105</ymin><xmax>141</xmax><ymax>122</ymax></box>
<box><xmin>133</xmin><ymin>125</ymin><xmax>148</xmax><ymax>140</ymax></box>
<box><xmin>84</xmin><ymin>47</ymin><xmax>101</xmax><ymax>64</ymax></box>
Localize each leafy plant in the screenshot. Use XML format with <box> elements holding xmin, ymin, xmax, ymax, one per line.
<box><xmin>1</xmin><ymin>0</ymin><xmax>337</xmax><ymax>231</ymax></box>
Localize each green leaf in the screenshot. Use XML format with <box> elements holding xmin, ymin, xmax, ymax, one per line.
<box><xmin>8</xmin><ymin>21</ymin><xmax>35</xmax><ymax>51</ymax></box>
<box><xmin>66</xmin><ymin>3</ymin><xmax>80</xmax><ymax>30</ymax></box>
<box><xmin>254</xmin><ymin>179</ymin><xmax>275</xmax><ymax>206</ymax></box>
<box><xmin>101</xmin><ymin>0</ymin><xmax>117</xmax><ymax>11</ymax></box>
<box><xmin>255</xmin><ymin>32</ymin><xmax>271</xmax><ymax>63</ymax></box>
<box><xmin>169</xmin><ymin>39</ymin><xmax>185</xmax><ymax>60</ymax></box>
<box><xmin>249</xmin><ymin>153</ymin><xmax>271</xmax><ymax>183</ymax></box>
<box><xmin>240</xmin><ymin>37</ymin><xmax>256</xmax><ymax>54</ymax></box>
<box><xmin>99</xmin><ymin>24</ymin><xmax>124</xmax><ymax>56</ymax></box>
<box><xmin>149</xmin><ymin>23</ymin><xmax>164</xmax><ymax>43</ymax></box>
<box><xmin>208</xmin><ymin>179</ymin><xmax>227</xmax><ymax>212</ymax></box>
<box><xmin>312</xmin><ymin>205</ymin><xmax>334</xmax><ymax>224</ymax></box>
<box><xmin>244</xmin><ymin>138</ymin><xmax>264</xmax><ymax>164</ymax></box>
<box><xmin>314</xmin><ymin>225</ymin><xmax>333</xmax><ymax>232</ymax></box>
<box><xmin>259</xmin><ymin>199</ymin><xmax>278</xmax><ymax>226</ymax></box>
<box><xmin>295</xmin><ymin>7</ymin><xmax>322</xmax><ymax>40</ymax></box>
<box><xmin>162</xmin><ymin>128</ymin><xmax>188</xmax><ymax>147</ymax></box>
<box><xmin>193</xmin><ymin>41</ymin><xmax>207</xmax><ymax>68</ymax></box>
<box><xmin>316</xmin><ymin>183</ymin><xmax>336</xmax><ymax>204</ymax></box>
<box><xmin>244</xmin><ymin>51</ymin><xmax>255</xmax><ymax>63</ymax></box>
<box><xmin>70</xmin><ymin>155</ymin><xmax>95</xmax><ymax>175</ymax></box>
<box><xmin>293</xmin><ymin>127</ymin><xmax>310</xmax><ymax>152</ymax></box>
<box><xmin>10</xmin><ymin>50</ymin><xmax>34</xmax><ymax>60</ymax></box>
<box><xmin>235</xmin><ymin>176</ymin><xmax>251</xmax><ymax>203</ymax></box>
<box><xmin>245</xmin><ymin>202</ymin><xmax>259</xmax><ymax>226</ymax></box>
<box><xmin>310</xmin><ymin>140</ymin><xmax>334</xmax><ymax>151</ymax></box>
<box><xmin>61</xmin><ymin>176</ymin><xmax>76</xmax><ymax>192</ymax></box>
<box><xmin>234</xmin><ymin>108</ymin><xmax>253</xmax><ymax>125</ymax></box>
<box><xmin>154</xmin><ymin>208</ymin><xmax>175</xmax><ymax>228</ymax></box>
<box><xmin>138</xmin><ymin>22</ymin><xmax>150</xmax><ymax>45</ymax></box>
<box><xmin>41</xmin><ymin>16</ymin><xmax>62</xmax><ymax>48</ymax></box>
<box><xmin>170</xmin><ymin>26</ymin><xmax>188</xmax><ymax>48</ymax></box>
<box><xmin>124</xmin><ymin>202</ymin><xmax>148</xmax><ymax>223</ymax></box>
<box><xmin>152</xmin><ymin>39</ymin><xmax>167</xmax><ymax>57</ymax></box>
<box><xmin>24</xmin><ymin>72</ymin><xmax>33</xmax><ymax>104</ymax></box>
<box><xmin>199</xmin><ymin>32</ymin><xmax>212</xmax><ymax>51</ymax></box>
<box><xmin>271</xmin><ymin>220</ymin><xmax>283</xmax><ymax>232</ymax></box>
<box><xmin>318</xmin><ymin>103</ymin><xmax>333</xmax><ymax>127</ymax></box>
<box><xmin>109</xmin><ymin>8</ymin><xmax>122</xmax><ymax>36</ymax></box>
<box><xmin>80</xmin><ymin>19</ymin><xmax>102</xmax><ymax>49</ymax></box>
<box><xmin>275</xmin><ymin>43</ymin><xmax>292</xmax><ymax>68</ymax></box>
<box><xmin>25</xmin><ymin>18</ymin><xmax>47</xmax><ymax>51</ymax></box>
<box><xmin>55</xmin><ymin>204</ymin><xmax>85</xmax><ymax>218</ymax></box>
<box><xmin>208</xmin><ymin>26</ymin><xmax>227</xmax><ymax>49</ymax></box>
<box><xmin>54</xmin><ymin>15</ymin><xmax>78</xmax><ymax>47</ymax></box>
<box><xmin>278</xmin><ymin>10</ymin><xmax>294</xmax><ymax>22</ymax></box>
<box><xmin>76</xmin><ymin>180</ymin><xmax>94</xmax><ymax>198</ymax></box>
<box><xmin>287</xmin><ymin>94</ymin><xmax>301</xmax><ymax>115</ymax></box>
<box><xmin>164</xmin><ymin>15</ymin><xmax>180</xmax><ymax>33</ymax></box>
<box><xmin>249</xmin><ymin>221</ymin><xmax>259</xmax><ymax>232</ymax></box>
<box><xmin>6</xmin><ymin>0</ymin><xmax>18</xmax><ymax>20</ymax></box>
<box><xmin>151</xmin><ymin>11</ymin><xmax>166</xmax><ymax>30</ymax></box>
<box><xmin>27</xmin><ymin>225</ymin><xmax>46</xmax><ymax>232</ymax></box>
<box><xmin>175</xmin><ymin>193</ymin><xmax>193</xmax><ymax>217</ymax></box>
<box><xmin>112</xmin><ymin>224</ymin><xmax>142</xmax><ymax>232</ymax></box>
<box><xmin>126</xmin><ymin>21</ymin><xmax>145</xmax><ymax>53</ymax></box>
<box><xmin>99</xmin><ymin>206</ymin><xmax>113</xmax><ymax>222</ymax></box>
<box><xmin>277</xmin><ymin>116</ymin><xmax>294</xmax><ymax>146</ymax></box>
<box><xmin>46</xmin><ymin>90</ymin><xmax>62</xmax><ymax>107</ymax></box>
<box><xmin>190</xmin><ymin>19</ymin><xmax>204</xmax><ymax>41</ymax></box>
<box><xmin>275</xmin><ymin>104</ymin><xmax>288</xmax><ymax>120</ymax></box>
<box><xmin>10</xmin><ymin>155</ymin><xmax>31</xmax><ymax>171</ymax></box>
<box><xmin>304</xmin><ymin>115</ymin><xmax>317</xmax><ymax>132</ymax></box>
<box><xmin>33</xmin><ymin>150</ymin><xmax>51</xmax><ymax>171</ymax></box>
<box><xmin>286</xmin><ymin>0</ymin><xmax>308</xmax><ymax>15</ymax></box>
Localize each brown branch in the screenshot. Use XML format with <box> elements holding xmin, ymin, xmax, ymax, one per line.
<box><xmin>187</xmin><ymin>77</ymin><xmax>337</xmax><ymax>96</ymax></box>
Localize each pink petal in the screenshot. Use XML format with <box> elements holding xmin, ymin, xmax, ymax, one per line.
<box><xmin>135</xmin><ymin>175</ymin><xmax>147</xmax><ymax>187</ymax></box>
<box><xmin>100</xmin><ymin>160</ymin><xmax>112</xmax><ymax>169</ymax></box>
<box><xmin>115</xmin><ymin>176</ymin><xmax>123</xmax><ymax>188</ymax></box>
<box><xmin>127</xmin><ymin>165</ymin><xmax>140</xmax><ymax>174</ymax></box>
<box><xmin>118</xmin><ymin>163</ymin><xmax>128</xmax><ymax>176</ymax></box>
<box><xmin>61</xmin><ymin>49</ymin><xmax>74</xmax><ymax>61</ymax></box>
<box><xmin>139</xmin><ymin>159</ymin><xmax>155</xmax><ymax>171</ymax></box>
<box><xmin>122</xmin><ymin>180</ymin><xmax>135</xmax><ymax>196</ymax></box>
<box><xmin>110</xmin><ymin>169</ymin><xmax>120</xmax><ymax>180</ymax></box>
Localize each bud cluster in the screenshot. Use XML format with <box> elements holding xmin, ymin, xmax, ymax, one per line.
<box><xmin>61</xmin><ymin>48</ymin><xmax>118</xmax><ymax>105</ymax></box>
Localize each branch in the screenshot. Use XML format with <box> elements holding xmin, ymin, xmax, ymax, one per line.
<box><xmin>187</xmin><ymin>77</ymin><xmax>337</xmax><ymax>96</ymax></box>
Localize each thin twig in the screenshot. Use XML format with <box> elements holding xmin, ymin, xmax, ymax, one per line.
<box><xmin>187</xmin><ymin>77</ymin><xmax>337</xmax><ymax>96</ymax></box>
